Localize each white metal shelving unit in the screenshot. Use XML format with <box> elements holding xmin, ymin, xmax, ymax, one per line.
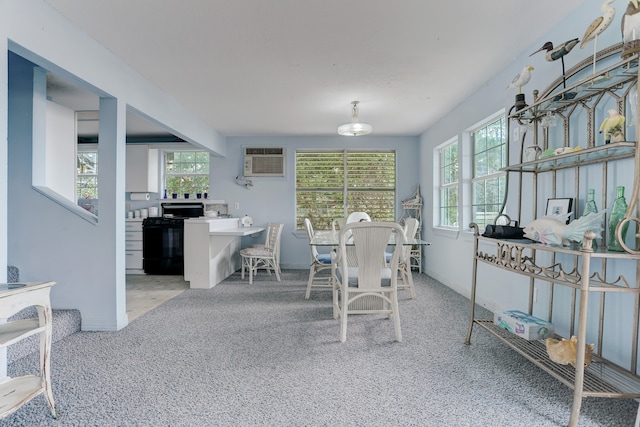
<box><xmin>465</xmin><ymin>44</ymin><xmax>640</xmax><ymax>427</ymax></box>
<box><xmin>399</xmin><ymin>187</ymin><xmax>422</xmax><ymax>273</ymax></box>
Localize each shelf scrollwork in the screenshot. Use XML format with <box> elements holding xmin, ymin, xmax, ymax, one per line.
<box><xmin>475</xmin><ymin>239</ymin><xmax>636</xmax><ymax>289</ymax></box>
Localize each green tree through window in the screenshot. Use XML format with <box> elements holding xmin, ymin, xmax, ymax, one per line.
<box><xmin>439</xmin><ymin>139</ymin><xmax>458</xmax><ymax>227</ymax></box>
<box><xmin>472</xmin><ymin>116</ymin><xmax>506</xmax><ymax>229</ymax></box>
<box><xmin>165</xmin><ymin>151</ymin><xmax>210</xmax><ymax>197</ymax></box>
<box><xmin>296</xmin><ymin>150</ymin><xmax>395</xmax><ymax>230</ymax></box>
<box><xmin>77</xmin><ymin>150</ymin><xmax>98</xmax><ymax>199</ymax></box>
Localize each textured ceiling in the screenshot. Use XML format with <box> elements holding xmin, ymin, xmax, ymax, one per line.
<box><xmin>43</xmin><ymin>0</ymin><xmax>586</xmax><ymax>137</ymax></box>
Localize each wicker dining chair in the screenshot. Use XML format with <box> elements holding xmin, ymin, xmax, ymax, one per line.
<box><xmin>240</xmin><ymin>223</ymin><xmax>284</xmax><ymax>284</ymax></box>
<box><xmin>304</xmin><ymin>218</ymin><xmax>333</xmax><ymax>299</ymax></box>
<box><xmin>398</xmin><ymin>218</ymin><xmax>419</xmax><ymax>299</ymax></box>
<box><xmin>332</xmin><ymin>221</ymin><xmax>405</xmax><ymax>342</ymax></box>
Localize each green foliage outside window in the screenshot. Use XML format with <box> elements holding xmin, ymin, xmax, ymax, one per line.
<box><xmin>439</xmin><ymin>141</ymin><xmax>458</xmax><ymax>227</ymax></box>
<box><xmin>165</xmin><ymin>151</ymin><xmax>210</xmax><ymax>197</ymax></box>
<box><xmin>472</xmin><ymin>116</ymin><xmax>506</xmax><ymax>229</ymax></box>
<box><xmin>296</xmin><ymin>150</ymin><xmax>396</xmax><ymax>230</ymax></box>
<box><xmin>77</xmin><ymin>151</ymin><xmax>98</xmax><ymax>199</ymax></box>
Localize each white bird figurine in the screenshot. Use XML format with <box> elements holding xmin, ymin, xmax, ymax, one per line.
<box><xmin>600</xmin><ymin>109</ymin><xmax>626</xmax><ymax>143</ymax></box>
<box><xmin>622</xmin><ymin>0</ymin><xmax>640</xmax><ymax>59</ymax></box>
<box><xmin>581</xmin><ymin>0</ymin><xmax>616</xmax><ymax>49</ymax></box>
<box><xmin>507</xmin><ymin>65</ymin><xmax>534</xmax><ymax>93</ymax></box>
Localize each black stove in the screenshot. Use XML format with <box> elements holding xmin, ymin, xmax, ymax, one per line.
<box><xmin>142</xmin><ymin>203</ymin><xmax>204</xmax><ymax>275</ymax></box>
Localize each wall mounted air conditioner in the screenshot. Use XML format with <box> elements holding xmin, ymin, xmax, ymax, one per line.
<box><xmin>243</xmin><ymin>147</ymin><xmax>285</xmax><ymax>177</ymax></box>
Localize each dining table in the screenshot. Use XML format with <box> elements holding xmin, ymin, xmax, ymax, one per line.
<box><xmin>309</xmin><ymin>229</ymin><xmax>431</xmax><ymax>247</ymax></box>
<box><xmin>309</xmin><ymin>227</ymin><xmax>430</xmax><ymax>313</ymax></box>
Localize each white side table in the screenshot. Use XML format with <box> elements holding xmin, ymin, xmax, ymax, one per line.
<box><xmin>0</xmin><ymin>281</ymin><xmax>57</xmax><ymax>419</ymax></box>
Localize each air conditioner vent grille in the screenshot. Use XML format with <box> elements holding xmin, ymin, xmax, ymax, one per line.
<box><xmin>243</xmin><ymin>147</ymin><xmax>285</xmax><ymax>177</ymax></box>
<box><xmin>245</xmin><ymin>147</ymin><xmax>284</xmax><ymax>156</ymax></box>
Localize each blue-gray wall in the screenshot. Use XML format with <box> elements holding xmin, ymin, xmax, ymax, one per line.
<box><xmin>211</xmin><ymin>136</ymin><xmax>420</xmax><ymax>269</ymax></box>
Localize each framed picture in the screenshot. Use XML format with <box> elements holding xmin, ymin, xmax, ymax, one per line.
<box><xmin>545</xmin><ymin>198</ymin><xmax>573</xmax><ymax>223</ymax></box>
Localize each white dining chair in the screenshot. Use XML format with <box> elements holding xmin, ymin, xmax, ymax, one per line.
<box><xmin>346</xmin><ymin>212</ymin><xmax>372</xmax><ymax>223</ymax></box>
<box><xmin>304</xmin><ymin>218</ymin><xmax>333</xmax><ymax>299</ymax></box>
<box><xmin>240</xmin><ymin>223</ymin><xmax>284</xmax><ymax>284</ymax></box>
<box><xmin>332</xmin><ymin>221</ymin><xmax>405</xmax><ymax>342</ymax></box>
<box><xmin>398</xmin><ymin>218</ymin><xmax>419</xmax><ymax>299</ymax></box>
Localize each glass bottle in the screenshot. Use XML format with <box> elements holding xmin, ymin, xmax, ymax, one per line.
<box><xmin>582</xmin><ymin>189</ymin><xmax>599</xmax><ymax>248</ymax></box>
<box><xmin>608</xmin><ymin>186</ymin><xmax>629</xmax><ymax>252</ymax></box>
<box><xmin>583</xmin><ymin>189</ymin><xmax>598</xmax><ymax>216</ymax></box>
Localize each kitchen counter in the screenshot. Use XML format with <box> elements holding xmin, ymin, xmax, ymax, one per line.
<box><xmin>209</xmin><ymin>227</ymin><xmax>265</xmax><ymax>236</ymax></box>
<box><xmin>183</xmin><ymin>218</ymin><xmax>265</xmax><ymax>289</ymax></box>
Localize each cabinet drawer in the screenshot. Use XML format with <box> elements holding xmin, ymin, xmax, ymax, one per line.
<box><xmin>125</xmin><ymin>231</ymin><xmax>143</xmax><ymax>241</ymax></box>
<box><xmin>125</xmin><ymin>222</ymin><xmax>143</xmax><ymax>232</ymax></box>
<box><xmin>125</xmin><ymin>251</ymin><xmax>143</xmax><ymax>269</ymax></box>
<box><xmin>125</xmin><ymin>241</ymin><xmax>143</xmax><ymax>251</ymax></box>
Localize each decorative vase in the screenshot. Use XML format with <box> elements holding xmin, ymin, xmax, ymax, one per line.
<box><xmin>608</xmin><ymin>186</ymin><xmax>629</xmax><ymax>252</ymax></box>
<box><xmin>524</xmin><ymin>145</ymin><xmax>542</xmax><ymax>162</ymax></box>
<box><xmin>582</xmin><ymin>189</ymin><xmax>599</xmax><ymax>248</ymax></box>
<box><xmin>583</xmin><ymin>189</ymin><xmax>598</xmax><ymax>216</ymax></box>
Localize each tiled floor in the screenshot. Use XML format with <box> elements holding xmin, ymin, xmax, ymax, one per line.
<box><xmin>126</xmin><ymin>274</ymin><xmax>190</xmax><ymax>322</ymax></box>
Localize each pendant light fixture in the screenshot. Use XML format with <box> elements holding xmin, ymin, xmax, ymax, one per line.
<box><xmin>337</xmin><ymin>101</ymin><xmax>372</xmax><ymax>136</ymax></box>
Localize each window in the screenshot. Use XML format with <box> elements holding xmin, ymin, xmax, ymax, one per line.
<box><xmin>471</xmin><ymin>116</ymin><xmax>506</xmax><ymax>229</ymax></box>
<box><xmin>438</xmin><ymin>139</ymin><xmax>458</xmax><ymax>228</ymax></box>
<box><xmin>164</xmin><ymin>151</ymin><xmax>210</xmax><ymax>197</ymax></box>
<box><xmin>296</xmin><ymin>150</ymin><xmax>395</xmax><ymax>230</ymax></box>
<box><xmin>77</xmin><ymin>150</ymin><xmax>98</xmax><ymax>199</ymax></box>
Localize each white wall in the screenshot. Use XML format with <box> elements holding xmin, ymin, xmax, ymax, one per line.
<box><xmin>45</xmin><ymin>100</ymin><xmax>76</xmax><ymax>202</ymax></box>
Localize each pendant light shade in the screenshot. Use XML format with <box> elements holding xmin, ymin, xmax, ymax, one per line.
<box><xmin>337</xmin><ymin>101</ymin><xmax>372</xmax><ymax>136</ymax></box>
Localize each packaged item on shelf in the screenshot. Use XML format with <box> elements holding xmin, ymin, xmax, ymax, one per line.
<box><xmin>494</xmin><ymin>310</ymin><xmax>554</xmax><ymax>341</ymax></box>
<box><xmin>482</xmin><ymin>224</ymin><xmax>525</xmax><ymax>239</ymax></box>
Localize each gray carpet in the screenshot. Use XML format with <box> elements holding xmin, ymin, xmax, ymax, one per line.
<box><xmin>2</xmin><ymin>270</ymin><xmax>638</xmax><ymax>426</ymax></box>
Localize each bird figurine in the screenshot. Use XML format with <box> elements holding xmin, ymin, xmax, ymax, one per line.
<box><xmin>523</xmin><ymin>210</ymin><xmax>606</xmax><ymax>246</ymax></box>
<box><xmin>622</xmin><ymin>0</ymin><xmax>640</xmax><ymax>59</ymax></box>
<box><xmin>530</xmin><ymin>39</ymin><xmax>579</xmax><ymax>88</ymax></box>
<box><xmin>507</xmin><ymin>65</ymin><xmax>534</xmax><ymax>93</ymax></box>
<box><xmin>581</xmin><ymin>0</ymin><xmax>616</xmax><ymax>49</ymax></box>
<box><xmin>531</xmin><ymin>39</ymin><xmax>579</xmax><ymax>62</ymax></box>
<box><xmin>600</xmin><ymin>109</ymin><xmax>626</xmax><ymax>143</ymax></box>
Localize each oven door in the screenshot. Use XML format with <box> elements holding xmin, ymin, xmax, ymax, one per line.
<box><xmin>143</xmin><ymin>220</ymin><xmax>184</xmax><ymax>275</ymax></box>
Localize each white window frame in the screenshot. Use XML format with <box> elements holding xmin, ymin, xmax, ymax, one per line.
<box><xmin>465</xmin><ymin>110</ymin><xmax>507</xmax><ymax>232</ymax></box>
<box><xmin>76</xmin><ymin>144</ymin><xmax>99</xmax><ymax>200</ymax></box>
<box><xmin>433</xmin><ymin>137</ymin><xmax>459</xmax><ymax>230</ymax></box>
<box><xmin>163</xmin><ymin>149</ymin><xmax>210</xmax><ymax>198</ymax></box>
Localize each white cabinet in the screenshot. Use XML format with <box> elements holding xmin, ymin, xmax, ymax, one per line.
<box><xmin>125</xmin><ymin>145</ymin><xmax>158</xmax><ymax>193</ymax></box>
<box><xmin>0</xmin><ymin>281</ymin><xmax>57</xmax><ymax>419</ymax></box>
<box><xmin>125</xmin><ymin>219</ymin><xmax>144</xmax><ymax>274</ymax></box>
<box><xmin>184</xmin><ymin>218</ymin><xmax>263</xmax><ymax>288</ymax></box>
